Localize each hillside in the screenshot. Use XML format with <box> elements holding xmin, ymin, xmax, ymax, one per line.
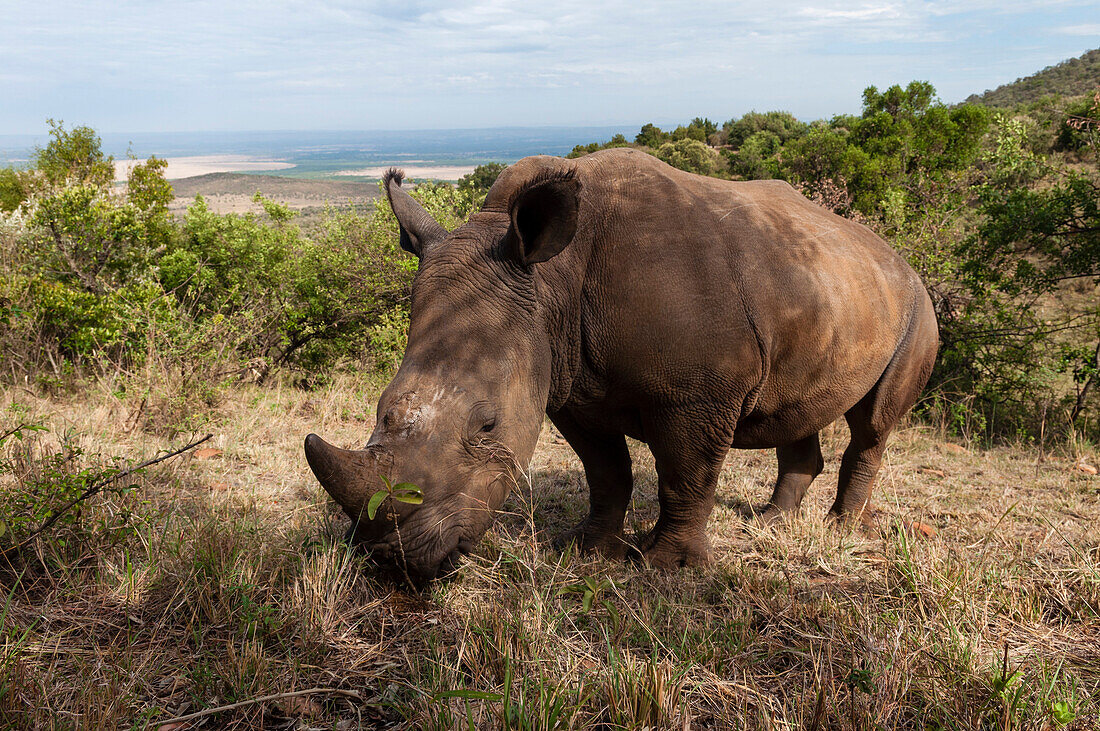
<box><xmin>966</xmin><ymin>47</ymin><xmax>1100</xmax><ymax>107</ymax></box>
<box><xmin>169</xmin><ymin>172</ymin><xmax>379</xmax><ymax>214</ymax></box>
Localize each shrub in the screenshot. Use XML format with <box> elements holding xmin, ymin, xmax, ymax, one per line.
<box><xmin>654</xmin><ymin>138</ymin><xmax>722</xmax><ymax>176</ymax></box>
<box><xmin>0</xmin><ymin>422</ymin><xmax>146</xmax><ymax>563</ymax></box>
<box><xmin>458</xmin><ymin>163</ymin><xmax>506</xmax><ymax>196</ymax></box>
<box><xmin>0</xmin><ymin>123</ymin><xmax>504</xmax><ymax>386</ymax></box>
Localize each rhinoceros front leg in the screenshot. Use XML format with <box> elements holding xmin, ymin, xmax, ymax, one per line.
<box><xmin>549</xmin><ymin>411</ymin><xmax>634</xmax><ymax>559</ymax></box>
<box><xmin>637</xmin><ymin>410</ymin><xmax>736</xmax><ymax>569</ymax></box>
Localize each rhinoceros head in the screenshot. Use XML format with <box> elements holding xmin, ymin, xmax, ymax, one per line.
<box><xmin>305</xmin><ymin>161</ymin><xmax>580</xmax><ymax>583</ymax></box>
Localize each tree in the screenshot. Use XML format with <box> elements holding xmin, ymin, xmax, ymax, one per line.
<box><xmin>458</xmin><ymin>163</ymin><xmax>506</xmax><ymax>195</ymax></box>
<box><xmin>671</xmin><ymin>118</ymin><xmax>717</xmax><ymax>143</ymax></box>
<box><xmin>727</xmin><ymin>130</ymin><xmax>783</xmax><ymax>180</ymax></box>
<box><xmin>0</xmin><ymin>168</ymin><xmax>28</xmax><ymax>212</ymax></box>
<box><xmin>654</xmin><ymin>138</ymin><xmax>720</xmax><ymax>176</ymax></box>
<box><xmin>723</xmin><ymin>111</ymin><xmax>807</xmax><ymax>150</ymax></box>
<box><xmin>32</xmin><ymin>120</ymin><xmax>114</xmax><ymax>188</ymax></box>
<box><xmin>635</xmin><ymin>123</ymin><xmax>668</xmax><ymax>148</ymax></box>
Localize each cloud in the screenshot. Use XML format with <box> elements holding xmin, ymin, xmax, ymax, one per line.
<box><xmin>1055</xmin><ymin>23</ymin><xmax>1100</xmax><ymax>36</ymax></box>
<box><xmin>1</xmin><ymin>0</ymin><xmax>1097</xmax><ymax>132</ymax></box>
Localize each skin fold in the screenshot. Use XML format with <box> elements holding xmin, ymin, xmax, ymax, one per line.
<box><xmin>305</xmin><ymin>148</ymin><xmax>939</xmax><ymax>582</ymax></box>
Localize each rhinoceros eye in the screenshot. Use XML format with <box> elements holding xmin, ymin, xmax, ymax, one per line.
<box><xmin>467</xmin><ymin>403</ymin><xmax>497</xmax><ymax>440</ymax></box>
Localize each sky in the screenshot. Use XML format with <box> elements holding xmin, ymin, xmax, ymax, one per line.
<box><xmin>1</xmin><ymin>0</ymin><xmax>1098</xmax><ymax>135</ymax></box>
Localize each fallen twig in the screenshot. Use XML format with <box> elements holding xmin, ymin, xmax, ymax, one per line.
<box><xmin>2</xmin><ymin>433</ymin><xmax>213</xmax><ymax>557</ymax></box>
<box><xmin>152</xmin><ymin>687</ymin><xmax>362</xmax><ymax>727</ymax></box>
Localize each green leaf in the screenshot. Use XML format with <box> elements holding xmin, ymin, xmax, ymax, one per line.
<box><xmin>391</xmin><ymin>483</ymin><xmax>422</xmax><ymax>505</ymax></box>
<box><xmin>433</xmin><ymin>689</ymin><xmax>502</xmax><ymax>702</ymax></box>
<box><xmin>582</xmin><ymin>590</ymin><xmax>594</xmax><ymax>614</ymax></box>
<box><xmin>366</xmin><ymin>490</ymin><xmax>388</xmax><ymax>521</ymax></box>
<box><xmin>1051</xmin><ymin>701</ymin><xmax>1075</xmax><ymax>726</ymax></box>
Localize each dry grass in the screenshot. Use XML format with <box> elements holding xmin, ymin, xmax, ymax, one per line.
<box><xmin>0</xmin><ymin>374</ymin><xmax>1098</xmax><ymax>729</ymax></box>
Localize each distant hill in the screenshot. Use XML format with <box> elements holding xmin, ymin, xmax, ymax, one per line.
<box><xmin>966</xmin><ymin>48</ymin><xmax>1100</xmax><ymax>108</ymax></box>
<box><xmin>169</xmin><ymin>172</ymin><xmax>379</xmax><ymax>215</ymax></box>
<box><xmin>171</xmin><ymin>172</ymin><xmax>379</xmax><ymax>200</ymax></box>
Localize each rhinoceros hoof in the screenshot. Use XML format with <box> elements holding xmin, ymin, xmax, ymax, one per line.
<box><xmin>754</xmin><ymin>505</ymin><xmax>793</xmax><ymax>526</ymax></box>
<box><xmin>827</xmin><ymin>504</ymin><xmax>881</xmax><ymax>537</ymax></box>
<box><xmin>634</xmin><ymin>530</ymin><xmax>711</xmax><ymax>570</ymax></box>
<box><xmin>553</xmin><ymin>519</ymin><xmax>629</xmax><ymax>559</ymax></box>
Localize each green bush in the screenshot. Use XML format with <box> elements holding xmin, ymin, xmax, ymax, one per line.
<box><xmin>0</xmin><ymin>423</ymin><xmax>144</xmax><ymax>562</ymax></box>
<box><xmin>458</xmin><ymin>163</ymin><xmax>506</xmax><ymax>196</ymax></box>
<box><xmin>654</xmin><ymin>138</ymin><xmax>722</xmax><ymax>176</ymax></box>
<box><xmin>0</xmin><ymin>169</ymin><xmax>29</xmax><ymax>213</ymax></box>
<box><xmin>0</xmin><ymin>122</ymin><xmax>507</xmax><ymax>386</ymax></box>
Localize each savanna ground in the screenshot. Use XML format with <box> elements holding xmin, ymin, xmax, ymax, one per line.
<box><xmin>1</xmin><ymin>373</ymin><xmax>1097</xmax><ymax>730</ymax></box>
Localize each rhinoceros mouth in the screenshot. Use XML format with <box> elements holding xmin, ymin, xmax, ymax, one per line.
<box><xmin>345</xmin><ymin>517</ymin><xmax>475</xmax><ymax>583</ymax></box>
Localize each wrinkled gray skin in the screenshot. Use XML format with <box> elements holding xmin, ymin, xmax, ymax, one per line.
<box><xmin>305</xmin><ymin>148</ymin><xmax>939</xmax><ymax>583</ymax></box>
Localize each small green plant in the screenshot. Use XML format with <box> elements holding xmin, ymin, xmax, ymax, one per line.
<box><xmin>1050</xmin><ymin>699</ymin><xmax>1076</xmax><ymax>726</ymax></box>
<box><xmin>990</xmin><ymin>645</ymin><xmax>1026</xmax><ymax>726</ymax></box>
<box><xmin>560</xmin><ymin>576</ymin><xmax>615</xmax><ymax>614</ymax></box>
<box><xmin>366</xmin><ymin>476</ymin><xmax>423</xmax><ymax>520</ymax></box>
<box><xmin>501</xmin><ymin>658</ymin><xmax>584</xmax><ymax>731</ymax></box>
<box><xmin>0</xmin><ymin>424</ymin><xmax>111</xmax><ymax>548</ymax></box>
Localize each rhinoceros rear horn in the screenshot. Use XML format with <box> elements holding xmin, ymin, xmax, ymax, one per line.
<box><xmin>304</xmin><ymin>434</ymin><xmax>388</xmax><ymax>518</ymax></box>
<box><xmin>383</xmin><ymin>168</ymin><xmax>447</xmax><ymax>258</ymax></box>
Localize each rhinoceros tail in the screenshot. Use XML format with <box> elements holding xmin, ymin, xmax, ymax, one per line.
<box><xmin>383</xmin><ymin>168</ymin><xmax>405</xmax><ymax>187</ymax></box>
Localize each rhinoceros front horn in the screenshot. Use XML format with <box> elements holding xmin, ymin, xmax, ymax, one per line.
<box><xmin>304</xmin><ymin>434</ymin><xmax>389</xmax><ymax>517</ymax></box>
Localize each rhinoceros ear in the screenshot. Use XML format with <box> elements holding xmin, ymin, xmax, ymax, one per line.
<box><xmin>383</xmin><ymin>168</ymin><xmax>447</xmax><ymax>257</ymax></box>
<box><xmin>506</xmin><ymin>174</ymin><xmax>581</xmax><ymax>265</ymax></box>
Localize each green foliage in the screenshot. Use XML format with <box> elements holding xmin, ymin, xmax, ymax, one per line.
<box><xmin>559</xmin><ymin>576</ymin><xmax>614</xmax><ymax>614</ymax></box>
<box><xmin>458</xmin><ymin>163</ymin><xmax>506</xmax><ymax>196</ymax></box>
<box><xmin>0</xmin><ymin>169</ymin><xmax>29</xmax><ymax>213</ymax></box>
<box><xmin>367</xmin><ymin>477</ymin><xmax>423</xmax><ymax>520</ymax></box>
<box><xmin>30</xmin><ymin>183</ymin><xmax>166</xmax><ymax>292</ymax></box>
<box><xmin>635</xmin><ymin>123</ymin><xmax>667</xmax><ymax>148</ymax></box>
<box><xmin>128</xmin><ymin>156</ymin><xmax>173</xmax><ymax>212</ymax></box>
<box><xmin>32</xmin><ymin>119</ymin><xmax>114</xmax><ymax>188</ymax></box>
<box><xmin>671</xmin><ymin>117</ymin><xmax>717</xmax><ymax>143</ymax></box>
<box><xmin>1051</xmin><ymin>699</ymin><xmax>1076</xmax><ymax>726</ymax></box>
<box><xmin>0</xmin><ymin>122</ymin><xmax>443</xmax><ymax>381</ymax></box>
<box><xmin>566</xmin><ymin>134</ymin><xmax>631</xmax><ymax>159</ymax></box>
<box><xmin>1055</xmin><ymin>91</ymin><xmax>1100</xmax><ymax>154</ymax></box>
<box><xmin>0</xmin><ymin>422</ymin><xmax>141</xmax><ymax>558</ymax></box>
<box><xmin>161</xmin><ymin>191</ymin><xmax>413</xmax><ymax>371</ymax></box>
<box><xmin>722</xmin><ymin>110</ymin><xmax>807</xmax><ymax>149</ymax></box>
<box><xmin>653</xmin><ymin>138</ymin><xmax>721</xmax><ymax>176</ymax></box>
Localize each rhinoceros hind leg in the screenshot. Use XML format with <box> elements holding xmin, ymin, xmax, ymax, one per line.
<box><xmin>761</xmin><ymin>433</ymin><xmax>824</xmax><ymax>519</ymax></box>
<box><xmin>831</xmin><ymin>419</ymin><xmax>887</xmax><ymax>521</ymax></box>
<box><xmin>831</xmin><ymin>303</ymin><xmax>938</xmax><ymax>521</ymax></box>
<box><xmin>549</xmin><ymin>411</ymin><xmax>634</xmax><ymax>559</ymax></box>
